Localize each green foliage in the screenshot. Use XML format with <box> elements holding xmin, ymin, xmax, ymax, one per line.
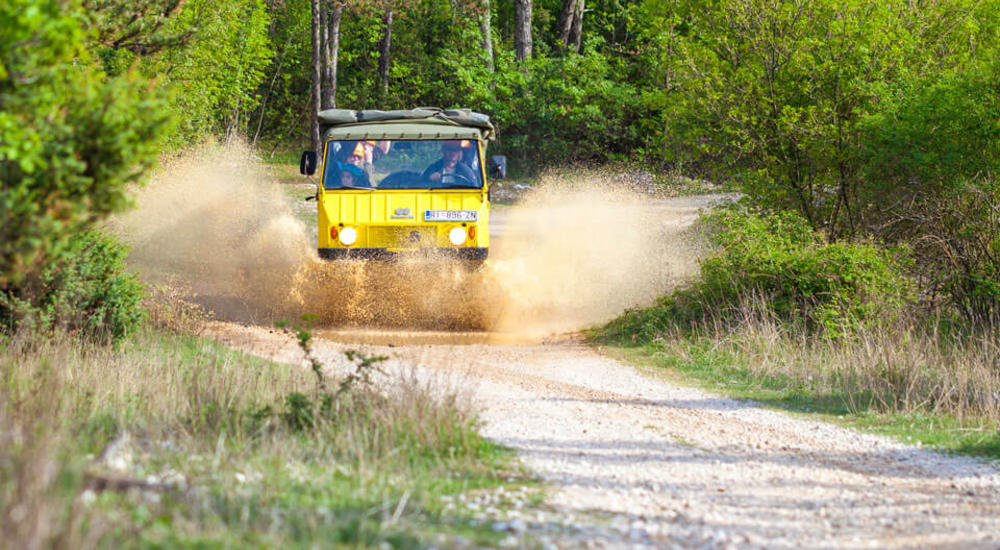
<box><xmin>141</xmin><ymin>0</ymin><xmax>273</xmax><ymax>144</ymax></box>
<box><xmin>8</xmin><ymin>0</ymin><xmax>999</xmax><ymax>335</ymax></box>
<box><xmin>282</xmin><ymin>391</ymin><xmax>333</xmax><ymax>431</ymax></box>
<box><xmin>854</xmin><ymin>66</ymin><xmax>1000</xmax><ymax>324</ymax></box>
<box><xmin>0</xmin><ymin>0</ymin><xmax>170</xmax><ymax>286</ymax></box>
<box><xmin>255</xmin><ymin>0</ymin><xmax>666</xmax><ymax>168</ymax></box>
<box><xmin>249</xmin><ymin>0</ymin><xmax>311</xmax><ymax>146</ymax></box>
<box><xmin>656</xmin><ymin>0</ymin><xmax>1000</xmax><ymax>236</ymax></box>
<box><xmin>0</xmin><ymin>231</ymin><xmax>147</xmax><ymax>344</ymax></box>
<box><xmin>858</xmin><ymin>68</ymin><xmax>1000</xmax><ymax>203</ymax></box>
<box><xmin>490</xmin><ymin>47</ymin><xmax>660</xmax><ymax>168</ymax></box>
<box><xmin>83</xmin><ymin>0</ymin><xmax>190</xmax><ymax>67</ymax></box>
<box><xmin>704</xmin><ymin>208</ymin><xmax>915</xmax><ymax>335</ymax></box>
<box><xmin>914</xmin><ymin>178</ymin><xmax>1000</xmax><ymax>326</ymax></box>
<box><xmin>607</xmin><ymin>207</ymin><xmax>916</xmax><ymax>340</ymax></box>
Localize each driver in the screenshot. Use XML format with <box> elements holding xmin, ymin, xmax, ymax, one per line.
<box><xmin>422</xmin><ymin>140</ymin><xmax>477</xmax><ymax>185</ymax></box>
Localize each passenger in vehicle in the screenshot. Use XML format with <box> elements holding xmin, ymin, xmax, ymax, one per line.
<box><xmin>422</xmin><ymin>140</ymin><xmax>477</xmax><ymax>186</ymax></box>
<box><xmin>330</xmin><ymin>142</ymin><xmax>372</xmax><ymax>188</ymax></box>
<box><xmin>342</xmin><ymin>141</ymin><xmax>366</xmax><ymax>168</ymax></box>
<box><xmin>338</xmin><ymin>164</ymin><xmax>367</xmax><ymax>187</ymax></box>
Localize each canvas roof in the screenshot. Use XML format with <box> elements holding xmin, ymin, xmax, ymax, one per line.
<box><xmin>318</xmin><ymin>108</ymin><xmax>495</xmax><ymax>141</ymax></box>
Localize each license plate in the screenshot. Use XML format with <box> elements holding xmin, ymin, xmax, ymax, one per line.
<box><xmin>424</xmin><ymin>210</ymin><xmax>477</xmax><ymax>222</ymax></box>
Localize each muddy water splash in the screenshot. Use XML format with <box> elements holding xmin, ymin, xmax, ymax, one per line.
<box><xmin>486</xmin><ymin>174</ymin><xmax>699</xmax><ymax>335</ymax></box>
<box><xmin>118</xmin><ymin>147</ymin><xmax>700</xmax><ymax>335</ymax></box>
<box><xmin>115</xmin><ymin>142</ymin><xmax>313</xmax><ymax>321</ymax></box>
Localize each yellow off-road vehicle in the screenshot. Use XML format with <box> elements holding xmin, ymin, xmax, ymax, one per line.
<box><xmin>300</xmin><ymin>107</ymin><xmax>506</xmax><ymax>261</ymax></box>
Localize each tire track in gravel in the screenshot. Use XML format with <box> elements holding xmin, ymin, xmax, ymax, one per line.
<box><xmin>208</xmin><ymin>322</ymin><xmax>1000</xmax><ymax>550</ymax></box>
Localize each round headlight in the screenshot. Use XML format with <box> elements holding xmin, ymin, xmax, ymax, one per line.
<box><xmin>448</xmin><ymin>226</ymin><xmax>466</xmax><ymax>245</ymax></box>
<box><xmin>339</xmin><ymin>226</ymin><xmax>358</xmax><ymax>246</ymax></box>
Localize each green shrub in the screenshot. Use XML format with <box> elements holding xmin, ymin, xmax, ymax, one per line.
<box><xmin>0</xmin><ymin>0</ymin><xmax>169</xmax><ymax>287</ymax></box>
<box><xmin>854</xmin><ymin>68</ymin><xmax>1000</xmax><ymax>325</ymax></box>
<box><xmin>0</xmin><ymin>231</ymin><xmax>146</xmax><ymax>344</ymax></box>
<box><xmin>607</xmin><ymin>207</ymin><xmax>916</xmax><ymax>341</ymax></box>
<box><xmin>487</xmin><ymin>47</ymin><xmax>661</xmax><ymax>171</ymax></box>
<box><xmin>917</xmin><ymin>178</ymin><xmax>1000</xmax><ymax>326</ymax></box>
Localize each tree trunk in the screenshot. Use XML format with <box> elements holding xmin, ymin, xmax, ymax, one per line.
<box><xmin>322</xmin><ymin>1</ymin><xmax>342</xmax><ymax>109</ymax></box>
<box><xmin>556</xmin><ymin>0</ymin><xmax>574</xmax><ymax>47</ymax></box>
<box><xmin>514</xmin><ymin>0</ymin><xmax>532</xmax><ymax>62</ymax></box>
<box><xmin>568</xmin><ymin>0</ymin><xmax>584</xmax><ymax>53</ymax></box>
<box><xmin>252</xmin><ymin>51</ymin><xmax>285</xmax><ymax>146</ymax></box>
<box><xmin>320</xmin><ymin>2</ymin><xmax>329</xmax><ymax>107</ymax></box>
<box><xmin>479</xmin><ymin>0</ymin><xmax>494</xmax><ymax>72</ymax></box>
<box><xmin>310</xmin><ymin>0</ymin><xmax>322</xmax><ymax>151</ymax></box>
<box><xmin>377</xmin><ymin>8</ymin><xmax>393</xmax><ymax>99</ymax></box>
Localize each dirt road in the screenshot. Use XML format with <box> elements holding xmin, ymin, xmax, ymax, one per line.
<box><xmin>199</xmin><ymin>194</ymin><xmax>1000</xmax><ymax>549</ymax></box>
<box><xmin>209</xmin><ymin>322</ymin><xmax>1000</xmax><ymax>550</ymax></box>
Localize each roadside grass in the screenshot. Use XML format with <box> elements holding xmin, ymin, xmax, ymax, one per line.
<box><xmin>514</xmin><ymin>165</ymin><xmax>737</xmax><ymax>198</ymax></box>
<box><xmin>591</xmin><ymin>313</ymin><xmax>1000</xmax><ymax>460</ymax></box>
<box><xmin>651</xmin><ymin>172</ymin><xmax>738</xmax><ymax>196</ymax></box>
<box><xmin>261</xmin><ymin>149</ymin><xmax>305</xmax><ymax>167</ymax></box>
<box><xmin>279</xmin><ymin>177</ymin><xmax>320</xmax><ymax>231</ymax></box>
<box><xmin>260</xmin><ymin>157</ymin><xmax>318</xmax><ymax>228</ymax></box>
<box><xmin>258</xmin><ymin>156</ymin><xmax>318</xmax><ymax>230</ymax></box>
<box><xmin>0</xmin><ymin>329</ymin><xmax>520</xmax><ymax>548</ymax></box>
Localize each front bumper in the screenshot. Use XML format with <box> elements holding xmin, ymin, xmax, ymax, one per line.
<box><xmin>318</xmin><ymin>247</ymin><xmax>488</xmax><ymax>261</ymax></box>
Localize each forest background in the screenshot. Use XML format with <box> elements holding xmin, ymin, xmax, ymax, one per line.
<box><xmin>3</xmin><ymin>0</ymin><xmax>1000</xmax><ymax>374</ymax></box>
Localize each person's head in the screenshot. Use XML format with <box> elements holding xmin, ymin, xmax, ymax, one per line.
<box><xmin>441</xmin><ymin>140</ymin><xmax>469</xmax><ymax>167</ymax></box>
<box><xmin>339</xmin><ymin>170</ymin><xmax>356</xmax><ymax>186</ymax></box>
<box><xmin>339</xmin><ymin>164</ymin><xmax>364</xmax><ymax>186</ymax></box>
<box><xmin>344</xmin><ymin>142</ymin><xmax>366</xmax><ymax>167</ymax></box>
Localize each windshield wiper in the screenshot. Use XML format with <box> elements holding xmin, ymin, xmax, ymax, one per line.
<box><xmin>433</xmin><ymin>185</ymin><xmax>481</xmax><ymax>189</ymax></box>
<box><xmin>328</xmin><ymin>184</ymin><xmax>374</xmax><ymax>191</ymax></box>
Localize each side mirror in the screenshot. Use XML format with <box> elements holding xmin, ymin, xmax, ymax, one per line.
<box><xmin>300</xmin><ymin>150</ymin><xmax>318</xmax><ymax>175</ymax></box>
<box><xmin>489</xmin><ymin>155</ymin><xmax>507</xmax><ymax>180</ymax></box>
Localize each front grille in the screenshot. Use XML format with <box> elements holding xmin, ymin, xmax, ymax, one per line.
<box><xmin>367</xmin><ymin>226</ymin><xmax>437</xmax><ymax>249</ymax></box>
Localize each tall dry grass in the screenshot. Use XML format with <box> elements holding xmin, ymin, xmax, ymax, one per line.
<box><xmin>1</xmin><ymin>341</ymin><xmax>103</xmax><ymax>550</ymax></box>
<box><xmin>0</xmin><ymin>329</ymin><xmax>491</xmax><ymax>548</ymax></box>
<box><xmin>659</xmin><ymin>295</ymin><xmax>1000</xmax><ymax>422</ymax></box>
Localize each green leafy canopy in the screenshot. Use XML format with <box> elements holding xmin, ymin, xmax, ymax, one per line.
<box><xmin>0</xmin><ymin>0</ymin><xmax>170</xmax><ymax>286</ymax></box>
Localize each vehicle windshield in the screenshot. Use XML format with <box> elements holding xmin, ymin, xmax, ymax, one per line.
<box><xmin>322</xmin><ymin>139</ymin><xmax>483</xmax><ymax>190</ymax></box>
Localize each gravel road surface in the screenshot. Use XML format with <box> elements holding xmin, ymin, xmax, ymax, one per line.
<box><xmin>208</xmin><ymin>323</ymin><xmax>1000</xmax><ymax>550</ymax></box>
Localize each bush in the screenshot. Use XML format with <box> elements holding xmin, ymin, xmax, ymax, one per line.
<box><xmin>488</xmin><ymin>47</ymin><xmax>661</xmax><ymax>172</ymax></box>
<box><xmin>1</xmin><ymin>231</ymin><xmax>146</xmax><ymax>344</ymax></box>
<box><xmin>915</xmin><ymin>178</ymin><xmax>1000</xmax><ymax>326</ymax></box>
<box><xmin>0</xmin><ymin>0</ymin><xmax>168</xmax><ymax>286</ymax></box>
<box><xmin>607</xmin><ymin>207</ymin><xmax>916</xmax><ymax>341</ymax></box>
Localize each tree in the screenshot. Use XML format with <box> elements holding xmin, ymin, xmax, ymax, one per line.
<box><xmin>310</xmin><ymin>0</ymin><xmax>322</xmax><ymax>150</ymax></box>
<box><xmin>252</xmin><ymin>0</ymin><xmax>312</xmax><ymax>148</ymax></box>
<box><xmin>479</xmin><ymin>0</ymin><xmax>494</xmax><ymax>72</ymax></box>
<box><xmin>659</xmin><ymin>0</ymin><xmax>998</xmax><ymax>237</ymax></box>
<box><xmin>857</xmin><ymin>66</ymin><xmax>1000</xmax><ymax>323</ymax></box>
<box><xmin>0</xmin><ymin>0</ymin><xmax>169</xmax><ymax>286</ymax></box>
<box><xmin>83</xmin><ymin>0</ymin><xmax>190</xmax><ymax>70</ymax></box>
<box><xmin>322</xmin><ymin>1</ymin><xmax>344</xmax><ymax>109</ymax></box>
<box><xmin>556</xmin><ymin>0</ymin><xmax>584</xmax><ymax>53</ymax></box>
<box><xmin>514</xmin><ymin>0</ymin><xmax>532</xmax><ymax>61</ymax></box>
<box><xmin>139</xmin><ymin>0</ymin><xmax>272</xmax><ymax>144</ymax></box>
<box><xmin>376</xmin><ymin>7</ymin><xmax>393</xmax><ymax>98</ymax></box>
<box><xmin>567</xmin><ymin>0</ymin><xmax>583</xmax><ymax>53</ymax></box>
